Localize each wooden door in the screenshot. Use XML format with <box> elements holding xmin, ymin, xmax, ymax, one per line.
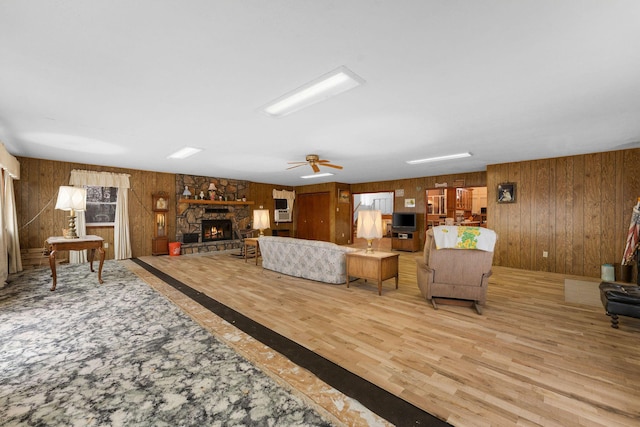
<box><xmin>296</xmin><ymin>192</ymin><xmax>330</xmax><ymax>241</ymax></box>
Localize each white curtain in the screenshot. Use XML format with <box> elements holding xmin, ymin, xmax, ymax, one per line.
<box><xmin>0</xmin><ymin>142</ymin><xmax>21</xmax><ymax>286</ymax></box>
<box><xmin>69</xmin><ymin>170</ymin><xmax>132</xmax><ymax>261</ymax></box>
<box><xmin>5</xmin><ymin>174</ymin><xmax>22</xmax><ymax>275</ymax></box>
<box><xmin>114</xmin><ymin>187</ymin><xmax>130</xmax><ymax>259</ymax></box>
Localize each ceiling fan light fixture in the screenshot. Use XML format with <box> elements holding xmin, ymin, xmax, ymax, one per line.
<box><xmin>167</xmin><ymin>146</ymin><xmax>202</xmax><ymax>159</ymax></box>
<box><xmin>301</xmin><ymin>172</ymin><xmax>334</xmax><ymax>179</ymax></box>
<box><xmin>406</xmin><ymin>152</ymin><xmax>472</xmax><ymax>165</ymax></box>
<box><xmin>262</xmin><ymin>66</ymin><xmax>365</xmax><ymax>117</ymax></box>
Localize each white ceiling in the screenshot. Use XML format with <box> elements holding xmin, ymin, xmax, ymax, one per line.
<box><xmin>1</xmin><ymin>1</ymin><xmax>640</xmax><ymax>186</ymax></box>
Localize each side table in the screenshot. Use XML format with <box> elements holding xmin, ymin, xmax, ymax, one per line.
<box><xmin>244</xmin><ymin>237</ymin><xmax>260</xmax><ymax>265</ymax></box>
<box><xmin>46</xmin><ymin>235</ymin><xmax>105</xmax><ymax>291</ymax></box>
<box><xmin>346</xmin><ymin>251</ymin><xmax>399</xmax><ymax>295</ymax></box>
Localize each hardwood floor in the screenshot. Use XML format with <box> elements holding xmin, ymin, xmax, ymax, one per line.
<box><xmin>126</xmin><ymin>248</ymin><xmax>640</xmax><ymax>427</ymax></box>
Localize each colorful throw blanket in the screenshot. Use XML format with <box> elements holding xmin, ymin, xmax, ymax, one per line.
<box><xmin>433</xmin><ymin>226</ymin><xmax>497</xmax><ymax>252</ymax></box>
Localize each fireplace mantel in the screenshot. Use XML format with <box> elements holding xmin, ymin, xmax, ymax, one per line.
<box><xmin>179</xmin><ymin>199</ymin><xmax>254</xmax><ymax>206</ymax></box>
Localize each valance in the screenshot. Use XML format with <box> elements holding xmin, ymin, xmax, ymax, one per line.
<box><xmin>273</xmin><ymin>189</ymin><xmax>295</xmax><ymax>210</ymax></box>
<box><xmin>70</xmin><ymin>169</ymin><xmax>130</xmax><ymax>188</ymax></box>
<box><xmin>0</xmin><ymin>142</ymin><xmax>20</xmax><ymax>179</ymax></box>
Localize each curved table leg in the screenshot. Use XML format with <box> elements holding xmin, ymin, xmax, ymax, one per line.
<box><xmin>49</xmin><ymin>249</ymin><xmax>57</xmax><ymax>291</ymax></box>
<box><xmin>88</xmin><ymin>248</ymin><xmax>95</xmax><ymax>272</ymax></box>
<box><xmin>97</xmin><ymin>246</ymin><xmax>105</xmax><ymax>284</ymax></box>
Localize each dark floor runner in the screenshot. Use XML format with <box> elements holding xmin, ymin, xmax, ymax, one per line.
<box><xmin>132</xmin><ymin>258</ymin><xmax>451</xmax><ymax>427</ymax></box>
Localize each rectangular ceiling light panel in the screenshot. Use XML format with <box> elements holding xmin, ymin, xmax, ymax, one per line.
<box><xmin>167</xmin><ymin>147</ymin><xmax>202</xmax><ymax>159</ymax></box>
<box><xmin>263</xmin><ymin>66</ymin><xmax>365</xmax><ymax>117</ymax></box>
<box><xmin>301</xmin><ymin>172</ymin><xmax>334</xmax><ymax>179</ymax></box>
<box><xmin>406</xmin><ymin>152</ymin><xmax>472</xmax><ymax>165</ymax></box>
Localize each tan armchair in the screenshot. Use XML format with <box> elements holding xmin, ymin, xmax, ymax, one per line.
<box><xmin>416</xmin><ymin>227</ymin><xmax>496</xmax><ymax>314</ymax></box>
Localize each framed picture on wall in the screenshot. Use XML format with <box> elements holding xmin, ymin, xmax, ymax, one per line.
<box><xmin>338</xmin><ymin>189</ymin><xmax>350</xmax><ymax>203</ymax></box>
<box><xmin>497</xmin><ymin>182</ymin><xmax>516</xmax><ymax>203</ymax></box>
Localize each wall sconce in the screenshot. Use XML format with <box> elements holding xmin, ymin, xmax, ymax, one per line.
<box><xmin>253</xmin><ymin>209</ymin><xmax>270</xmax><ymax>236</ymax></box>
<box><xmin>357</xmin><ymin>210</ymin><xmax>383</xmax><ymax>253</ymax></box>
<box><xmin>55</xmin><ymin>186</ymin><xmax>87</xmax><ymax>239</ymax></box>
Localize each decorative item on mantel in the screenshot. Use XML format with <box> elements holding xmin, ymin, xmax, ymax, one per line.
<box><xmin>199</xmin><ymin>190</ymin><xmax>205</xmax><ymax>200</ymax></box>
<box><xmin>182</xmin><ymin>185</ymin><xmax>191</xmax><ymax>199</ymax></box>
<box><xmin>208</xmin><ymin>183</ymin><xmax>217</xmax><ymax>200</ymax></box>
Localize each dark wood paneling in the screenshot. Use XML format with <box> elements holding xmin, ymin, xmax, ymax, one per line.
<box><xmin>16</xmin><ymin>149</ymin><xmax>639</xmax><ymax>279</ymax></box>
<box><xmin>16</xmin><ymin>157</ymin><xmax>175</xmax><ymax>259</ymax></box>
<box><xmin>488</xmin><ymin>148</ymin><xmax>640</xmax><ymax>278</ymax></box>
<box><xmin>246</xmin><ymin>182</ymin><xmax>295</xmax><ymax>236</ymax></box>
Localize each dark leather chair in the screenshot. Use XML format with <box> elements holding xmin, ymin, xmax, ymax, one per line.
<box><xmin>599</xmin><ymin>282</ymin><xmax>640</xmax><ymax>328</ymax></box>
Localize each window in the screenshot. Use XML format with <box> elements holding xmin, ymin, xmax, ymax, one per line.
<box><xmin>85</xmin><ymin>186</ymin><xmax>117</xmax><ymax>226</ymax></box>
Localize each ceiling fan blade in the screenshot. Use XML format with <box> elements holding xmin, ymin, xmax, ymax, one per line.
<box><xmin>321</xmin><ymin>163</ymin><xmax>343</xmax><ymax>170</ymax></box>
<box><xmin>286</xmin><ymin>164</ymin><xmax>306</xmax><ymax>170</ymax></box>
<box><xmin>311</xmin><ymin>163</ymin><xmax>320</xmax><ymax>173</ymax></box>
<box><xmin>287</xmin><ymin>161</ymin><xmax>307</xmax><ymax>165</ymax></box>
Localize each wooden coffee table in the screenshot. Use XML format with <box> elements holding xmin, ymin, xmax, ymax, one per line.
<box><xmin>346</xmin><ymin>251</ymin><xmax>399</xmax><ymax>295</ymax></box>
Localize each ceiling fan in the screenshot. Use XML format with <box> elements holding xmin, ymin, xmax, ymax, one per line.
<box><xmin>286</xmin><ymin>154</ymin><xmax>343</xmax><ymax>173</ymax></box>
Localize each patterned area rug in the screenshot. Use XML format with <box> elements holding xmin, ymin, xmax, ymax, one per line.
<box><xmin>0</xmin><ymin>261</ymin><xmax>335</xmax><ymax>426</ymax></box>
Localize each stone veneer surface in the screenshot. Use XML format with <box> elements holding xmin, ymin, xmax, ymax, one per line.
<box><xmin>176</xmin><ymin>174</ymin><xmax>250</xmax><ymax>253</ymax></box>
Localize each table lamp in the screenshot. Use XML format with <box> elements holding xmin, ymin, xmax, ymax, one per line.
<box><xmin>55</xmin><ymin>186</ymin><xmax>87</xmax><ymax>239</ymax></box>
<box><xmin>357</xmin><ymin>209</ymin><xmax>383</xmax><ymax>253</ymax></box>
<box><xmin>253</xmin><ymin>209</ymin><xmax>270</xmax><ymax>236</ymax></box>
<box><xmin>208</xmin><ymin>182</ymin><xmax>217</xmax><ymax>199</ymax></box>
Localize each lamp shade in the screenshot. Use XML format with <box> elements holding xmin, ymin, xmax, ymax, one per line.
<box><xmin>357</xmin><ymin>210</ymin><xmax>383</xmax><ymax>239</ymax></box>
<box><xmin>55</xmin><ymin>186</ymin><xmax>86</xmax><ymax>212</ymax></box>
<box><xmin>253</xmin><ymin>209</ymin><xmax>270</xmax><ymax>234</ymax></box>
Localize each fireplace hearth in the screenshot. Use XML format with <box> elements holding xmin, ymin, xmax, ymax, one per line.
<box><xmin>202</xmin><ymin>219</ymin><xmax>232</xmax><ymax>242</ymax></box>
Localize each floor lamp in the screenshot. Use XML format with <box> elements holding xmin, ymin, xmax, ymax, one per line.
<box><xmin>55</xmin><ymin>186</ymin><xmax>87</xmax><ymax>239</ymax></box>
<box><xmin>357</xmin><ymin>210</ymin><xmax>383</xmax><ymax>253</ymax></box>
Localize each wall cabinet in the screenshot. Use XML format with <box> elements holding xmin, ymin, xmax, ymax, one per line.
<box><xmin>152</xmin><ymin>192</ymin><xmax>169</xmax><ymax>255</ymax></box>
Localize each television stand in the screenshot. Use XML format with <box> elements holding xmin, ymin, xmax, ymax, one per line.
<box><xmin>391</xmin><ymin>230</ymin><xmax>420</xmax><ymax>252</ymax></box>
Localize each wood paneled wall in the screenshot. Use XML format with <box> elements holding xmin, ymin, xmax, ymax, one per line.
<box><xmin>16</xmin><ymin>157</ymin><xmax>175</xmax><ymax>259</ymax></box>
<box><xmin>487</xmin><ymin>148</ymin><xmax>640</xmax><ymax>279</ymax></box>
<box><xmin>246</xmin><ymin>182</ymin><xmax>295</xmax><ymax>235</ymax></box>
<box><xmin>15</xmin><ymin>149</ymin><xmax>639</xmax><ymax>279</ymax></box>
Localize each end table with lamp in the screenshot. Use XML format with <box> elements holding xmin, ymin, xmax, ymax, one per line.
<box><xmin>49</xmin><ymin>186</ymin><xmax>104</xmax><ymax>291</ymax></box>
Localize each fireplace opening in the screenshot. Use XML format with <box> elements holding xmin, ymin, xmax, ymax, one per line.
<box><xmin>202</xmin><ymin>219</ymin><xmax>233</xmax><ymax>242</ymax></box>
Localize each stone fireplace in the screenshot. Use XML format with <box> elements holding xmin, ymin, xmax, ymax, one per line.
<box><xmin>202</xmin><ymin>219</ymin><xmax>232</xmax><ymax>242</ymax></box>
<box><xmin>176</xmin><ymin>174</ymin><xmax>250</xmax><ymax>254</ymax></box>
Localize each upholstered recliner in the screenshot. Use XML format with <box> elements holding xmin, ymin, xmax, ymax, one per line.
<box><xmin>416</xmin><ymin>226</ymin><xmax>497</xmax><ymax>314</ymax></box>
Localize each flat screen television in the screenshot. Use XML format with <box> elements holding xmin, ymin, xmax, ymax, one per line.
<box><xmin>392</xmin><ymin>212</ymin><xmax>416</xmax><ymax>231</ymax></box>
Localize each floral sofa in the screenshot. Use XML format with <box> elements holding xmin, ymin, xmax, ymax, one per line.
<box><xmin>258</xmin><ymin>236</ymin><xmax>357</xmax><ymax>284</ymax></box>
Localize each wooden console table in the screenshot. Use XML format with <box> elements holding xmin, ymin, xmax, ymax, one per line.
<box><xmin>46</xmin><ymin>235</ymin><xmax>105</xmax><ymax>291</ymax></box>
<box><xmin>346</xmin><ymin>251</ymin><xmax>399</xmax><ymax>295</ymax></box>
